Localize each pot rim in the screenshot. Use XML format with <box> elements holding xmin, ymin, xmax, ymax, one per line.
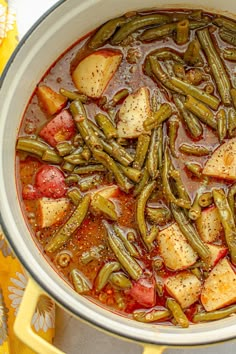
<box><xmin>1</xmin><ymin>0</ymin><xmax>236</xmax><ymax>348</ymax></box>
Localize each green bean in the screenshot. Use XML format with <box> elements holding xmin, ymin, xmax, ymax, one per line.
<box><xmin>78</xmin><ymin>174</ymin><xmax>102</xmax><ymax>192</ymax></box>
<box><xmin>184</xmin><ymin>96</ymin><xmax>217</xmax><ymax>130</ymax></box>
<box><xmin>67</xmin><ymin>188</ymin><xmax>82</xmax><ymax>205</ymax></box>
<box><xmin>95</xmin><ymin>261</ymin><xmax>121</xmax><ymax>291</ymax></box>
<box><xmin>71</xmin><ymin>269</ymin><xmax>92</xmax><ymax>294</ymax></box>
<box><xmin>216</xmin><ymin>109</ymin><xmax>227</xmax><ymax>143</ymax></box>
<box><xmin>133</xmin><ymin>134</ymin><xmax>150</xmax><ymax>170</ymax></box>
<box><xmin>107</xmin><ymin>139</ymin><xmax>133</xmax><ymax>166</ymax></box>
<box><xmin>230</xmin><ymin>89</ymin><xmax>236</xmax><ymax>111</ymax></box>
<box><xmin>42</xmin><ymin>149</ymin><xmax>62</xmax><ymax>164</ymax></box>
<box><xmin>213</xmin><ymin>189</ymin><xmax>236</xmax><ymax>265</ymax></box>
<box><xmin>147</xmin><ymin>129</ymin><xmax>159</xmax><ymax>179</ymax></box>
<box><xmin>61</xmin><ymin>161</ymin><xmax>75</xmax><ymax>172</ymax></box>
<box><xmin>80</xmin><ymin>245</ymin><xmax>104</xmax><ymax>264</ymax></box>
<box><xmin>114</xmin><ymin>292</ymin><xmax>126</xmax><ymax>310</ymax></box>
<box><xmin>109</xmin><ymin>272</ymin><xmax>132</xmax><ymax>289</ymax></box>
<box><xmin>45</xmin><ymin>194</ymin><xmax>90</xmax><ymax>253</ymax></box>
<box><xmin>56</xmin><ymin>141</ymin><xmax>73</xmax><ymax>156</ymax></box>
<box><xmin>223</xmin><ymin>48</ymin><xmax>236</xmax><ymax>61</ymax></box>
<box><xmin>173</xmin><ymin>95</ymin><xmax>203</xmax><ymax>139</ymax></box>
<box><xmin>189</xmin><ymin>192</ymin><xmax>202</xmax><ymax>220</ymax></box>
<box><xmin>73</xmin><ymin>164</ymin><xmax>106</xmax><ymax>174</ymax></box>
<box><xmin>65</xmin><ymin>174</ymin><xmax>80</xmax><ymax>186</ymax></box>
<box><xmin>127</xmin><ymin>231</ymin><xmax>136</xmax><ymax>242</ymax></box>
<box><xmin>171</xmin><ymin>203</ymin><xmax>210</xmax><ymax>261</ymax></box>
<box><xmin>162</xmin><ymin>148</ymin><xmax>191</xmax><ymax>209</ymax></box>
<box><xmin>146</xmin><ymin>207</ymin><xmax>171</xmax><ymax>225</ymax></box>
<box><xmin>88</xmin><ymin>120</ymin><xmax>106</xmax><ymax>139</ymax></box>
<box><xmin>144</xmin><ymin>103</ymin><xmax>173</xmax><ymax>131</ymax></box>
<box><xmin>198</xmin><ymin>191</ymin><xmax>213</xmax><ymax>208</ymax></box>
<box><xmin>186</xmin><ymin>68</ymin><xmax>204</xmax><ymax>86</ymax></box>
<box><xmin>16</xmin><ymin>137</ymin><xmax>48</xmax><ymax>157</ymax></box>
<box><xmin>166</xmin><ymin>298</ymin><xmax>189</xmax><ymax>328</ymax></box>
<box><xmin>133</xmin><ymin>308</ymin><xmax>171</xmax><ymax>323</ymax></box>
<box><xmin>140</xmin><ymin>19</ymin><xmax>209</xmax><ymax>41</ymax></box>
<box><xmin>228</xmin><ymin>184</ymin><xmax>236</xmax><ymax>222</ymax></box>
<box><xmin>184</xmin><ymin>39</ymin><xmax>202</xmax><ymax>66</ymax></box>
<box><xmin>136</xmin><ymin>180</ymin><xmax>156</xmax><ymax>249</ymax></box>
<box><xmin>157</xmin><ymin>125</ymin><xmax>163</xmax><ymax>171</ymax></box>
<box><xmin>111</xmin><ymin>13</ymin><xmax>171</xmax><ymax>44</ymax></box>
<box><xmin>169</xmin><ymin>169</ymin><xmax>191</xmax><ymax>202</ymax></box>
<box><xmin>111</xmin><ymin>89</ymin><xmax>129</xmax><ymax>106</ymax></box>
<box><xmin>197</xmin><ymin>28</ymin><xmax>232</xmax><ymax>106</ymax></box>
<box><xmin>173</xmin><ymin>63</ymin><xmax>185</xmax><ymax>80</ymax></box>
<box><xmin>93</xmin><ymin>149</ymin><xmax>133</xmax><ymax>193</ymax></box>
<box><xmin>228</xmin><ymin>108</ymin><xmax>236</xmax><ymax>138</ymax></box>
<box><xmin>219</xmin><ymin>28</ymin><xmax>236</xmax><ymax>46</ymax></box>
<box><xmin>193</xmin><ymin>304</ymin><xmax>236</xmax><ymax>323</ymax></box>
<box><xmin>88</xmin><ymin>16</ymin><xmax>127</xmax><ymax>49</ymax></box>
<box><xmin>156</xmin><ymin>281</ymin><xmax>164</xmax><ymax>297</ymax></box>
<box><xmin>114</xmin><ymin>225</ymin><xmax>139</xmax><ymax>258</ymax></box>
<box><xmin>95</xmin><ymin>113</ymin><xmax>118</xmax><ymax>140</ymax></box>
<box><xmin>179</xmin><ymin>143</ymin><xmax>211</xmax><ymax>156</ymax></box>
<box><xmin>91</xmin><ymin>193</ymin><xmax>118</xmax><ymax>221</ymax></box>
<box><xmin>118</xmin><ymin>164</ymin><xmax>141</xmax><ymax>183</ymax></box>
<box><xmin>168</xmin><ymin>117</ymin><xmax>179</xmax><ymax>158</ymax></box>
<box><xmin>70</xmin><ymin>100</ymin><xmax>103</xmax><ymax>151</ymax></box>
<box><xmin>104</xmin><ymin>222</ymin><xmax>143</xmax><ymax>280</ymax></box>
<box><xmin>59</xmin><ymin>88</ymin><xmax>88</xmax><ymax>103</ymax></box>
<box><xmin>213</xmin><ymin>17</ymin><xmax>236</xmax><ymax>33</ymax></box>
<box><xmin>146</xmin><ymin>225</ymin><xmax>159</xmax><ymax>245</ymax></box>
<box><xmin>64</xmin><ymin>153</ymin><xmax>86</xmax><ymax>165</ymax></box>
<box><xmin>148</xmin><ymin>49</ymin><xmax>184</xmax><ymax>64</ymax></box>
<box><xmin>81</xmin><ymin>145</ymin><xmax>91</xmax><ymax>161</ymax></box>
<box><xmin>133</xmin><ymin>166</ymin><xmax>150</xmax><ymax>197</ymax></box>
<box><xmin>185</xmin><ymin>162</ymin><xmax>202</xmax><ymax>178</ymax></box>
<box><xmin>176</xmin><ymin>19</ymin><xmax>189</xmax><ymax>45</ymax></box>
<box><xmin>191</xmin><ymin>267</ymin><xmax>202</xmax><ymax>280</ymax></box>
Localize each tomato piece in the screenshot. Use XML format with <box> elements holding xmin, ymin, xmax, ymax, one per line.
<box><xmin>35</xmin><ymin>165</ymin><xmax>67</xmax><ymax>198</ymax></box>
<box><xmin>128</xmin><ymin>277</ymin><xmax>156</xmax><ymax>308</ymax></box>
<box><xmin>39</xmin><ymin>110</ymin><xmax>76</xmax><ymax>147</ymax></box>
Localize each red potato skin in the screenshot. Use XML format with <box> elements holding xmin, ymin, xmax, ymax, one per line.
<box><xmin>39</xmin><ymin>110</ymin><xmax>76</xmax><ymax>147</ymax></box>
<box><xmin>127</xmin><ymin>277</ymin><xmax>156</xmax><ymax>308</ymax></box>
<box><xmin>35</xmin><ymin>165</ymin><xmax>67</xmax><ymax>199</ymax></box>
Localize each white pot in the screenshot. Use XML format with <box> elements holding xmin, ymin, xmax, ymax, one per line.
<box><xmin>0</xmin><ymin>0</ymin><xmax>236</xmax><ymax>352</ymax></box>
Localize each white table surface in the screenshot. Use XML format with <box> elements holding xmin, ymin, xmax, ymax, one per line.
<box><xmin>14</xmin><ymin>1</ymin><xmax>236</xmax><ymax>353</ymax></box>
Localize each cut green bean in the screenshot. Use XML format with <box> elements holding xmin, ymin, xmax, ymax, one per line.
<box><xmin>193</xmin><ymin>304</ymin><xmax>236</xmax><ymax>323</ymax></box>
<box><xmin>45</xmin><ymin>194</ymin><xmax>91</xmax><ymax>253</ymax></box>
<box><xmin>189</xmin><ymin>192</ymin><xmax>202</xmax><ymax>220</ymax></box>
<box><xmin>157</xmin><ymin>125</ymin><xmax>163</xmax><ymax>171</ymax></box>
<box><xmin>171</xmin><ymin>203</ymin><xmax>210</xmax><ymax>261</ymax></box>
<box><xmin>118</xmin><ymin>164</ymin><xmax>142</xmax><ymax>183</ymax></box>
<box><xmin>80</xmin><ymin>245</ymin><xmax>104</xmax><ymax>264</ymax></box>
<box><xmin>81</xmin><ymin>145</ymin><xmax>92</xmax><ymax>161</ymax></box>
<box><xmin>56</xmin><ymin>141</ymin><xmax>74</xmax><ymax>156</ymax></box>
<box><xmin>198</xmin><ymin>191</ymin><xmax>213</xmax><ymax>208</ymax></box>
<box><xmin>216</xmin><ymin>109</ymin><xmax>227</xmax><ymax>142</ymax></box>
<box><xmin>213</xmin><ymin>189</ymin><xmax>236</xmax><ymax>265</ymax></box>
<box><xmin>95</xmin><ymin>113</ymin><xmax>118</xmax><ymax>140</ymax></box>
<box><xmin>133</xmin><ymin>134</ymin><xmax>150</xmax><ymax>170</ymax></box>
<box><xmin>64</xmin><ymin>153</ymin><xmax>87</xmax><ymax>165</ymax></box>
<box><xmin>71</xmin><ymin>269</ymin><xmax>92</xmax><ymax>294</ymax></box>
<box><xmin>146</xmin><ymin>207</ymin><xmax>171</xmax><ymax>225</ymax></box>
<box><xmin>133</xmin><ymin>308</ymin><xmax>171</xmax><ymax>323</ymax></box>
<box><xmin>78</xmin><ymin>174</ymin><xmax>102</xmax><ymax>192</ymax></box>
<box><xmin>111</xmin><ymin>89</ymin><xmax>129</xmax><ymax>106</ymax></box>
<box><xmin>213</xmin><ymin>17</ymin><xmax>236</xmax><ymax>33</ymax></box>
<box><xmin>148</xmin><ymin>49</ymin><xmax>184</xmax><ymax>64</ymax></box>
<box><xmin>147</xmin><ymin>128</ymin><xmax>159</xmax><ymax>179</ymax></box>
<box><xmin>16</xmin><ymin>137</ymin><xmax>48</xmax><ymax>157</ymax></box>
<box><xmin>219</xmin><ymin>28</ymin><xmax>236</xmax><ymax>46</ymax></box>
<box><xmin>59</xmin><ymin>88</ymin><xmax>88</xmax><ymax>103</ymax></box>
<box><xmin>223</xmin><ymin>48</ymin><xmax>236</xmax><ymax>61</ymax></box>
<box><xmin>109</xmin><ymin>272</ymin><xmax>132</xmax><ymax>289</ymax></box>
<box><xmin>114</xmin><ymin>225</ymin><xmax>139</xmax><ymax>258</ymax></box>
<box><xmin>93</xmin><ymin>149</ymin><xmax>133</xmax><ymax>193</ymax></box>
<box><xmin>95</xmin><ymin>261</ymin><xmax>121</xmax><ymax>291</ymax></box>
<box><xmin>136</xmin><ymin>181</ymin><xmax>156</xmax><ymax>249</ymax></box>
<box><xmin>146</xmin><ymin>225</ymin><xmax>159</xmax><ymax>245</ymax></box>
<box><xmin>228</xmin><ymin>108</ymin><xmax>236</xmax><ymax>138</ymax></box>
<box><xmin>133</xmin><ymin>166</ymin><xmax>150</xmax><ymax>197</ymax></box>
<box><xmin>184</xmin><ymin>39</ymin><xmax>202</xmax><ymax>65</ymax></box>
<box><xmin>88</xmin><ymin>16</ymin><xmax>128</xmax><ymax>49</ymax></box>
<box><xmin>179</xmin><ymin>143</ymin><xmax>211</xmax><ymax>156</ymax></box>
<box><xmin>168</xmin><ymin>117</ymin><xmax>179</xmax><ymax>158</ymax></box>
<box><xmin>169</xmin><ymin>168</ymin><xmax>191</xmax><ymax>202</ymax></box>
<box><xmin>166</xmin><ymin>298</ymin><xmax>189</xmax><ymax>328</ymax></box>
<box><xmin>91</xmin><ymin>193</ymin><xmax>118</xmax><ymax>221</ymax></box>
<box><xmin>197</xmin><ymin>28</ymin><xmax>232</xmax><ymax>106</ymax></box>
<box><xmin>173</xmin><ymin>95</ymin><xmax>203</xmax><ymax>139</ymax></box>
<box><xmin>230</xmin><ymin>89</ymin><xmax>236</xmax><ymax>111</ymax></box>
<box><xmin>184</xmin><ymin>95</ymin><xmax>217</xmax><ymax>129</ymax></box>
<box><xmin>67</xmin><ymin>188</ymin><xmax>82</xmax><ymax>205</ymax></box>
<box><xmin>65</xmin><ymin>174</ymin><xmax>80</xmax><ymax>186</ymax></box>
<box><xmin>42</xmin><ymin>149</ymin><xmax>62</xmax><ymax>164</ymax></box>
<box><xmin>185</xmin><ymin>162</ymin><xmax>202</xmax><ymax>178</ymax></box>
<box><xmin>228</xmin><ymin>184</ymin><xmax>236</xmax><ymax>222</ymax></box>
<box><xmin>61</xmin><ymin>161</ymin><xmax>75</xmax><ymax>172</ymax></box>
<box><xmin>73</xmin><ymin>164</ymin><xmax>106</xmax><ymax>174</ymax></box>
<box><xmin>143</xmin><ymin>103</ymin><xmax>173</xmax><ymax>131</ymax></box>
<box><xmin>104</xmin><ymin>222</ymin><xmax>143</xmax><ymax>280</ymax></box>
<box><xmin>111</xmin><ymin>13</ymin><xmax>171</xmax><ymax>44</ymax></box>
<box><xmin>176</xmin><ymin>19</ymin><xmax>189</xmax><ymax>45</ymax></box>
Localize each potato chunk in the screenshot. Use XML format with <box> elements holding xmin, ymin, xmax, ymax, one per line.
<box><xmin>157</xmin><ymin>223</ymin><xmax>198</xmax><ymax>271</ymax></box>
<box><xmin>206</xmin><ymin>244</ymin><xmax>228</xmax><ymax>267</ymax></box>
<box><xmin>72</xmin><ymin>49</ymin><xmax>122</xmax><ymax>98</ymax></box>
<box><xmin>201</xmin><ymin>258</ymin><xmax>236</xmax><ymax>311</ymax></box>
<box><xmin>165</xmin><ymin>272</ymin><xmax>202</xmax><ymax>309</ymax></box>
<box><xmin>117</xmin><ymin>87</ymin><xmax>151</xmax><ymax>138</ymax></box>
<box><xmin>203</xmin><ymin>138</ymin><xmax>236</xmax><ymax>180</ymax></box>
<box><xmin>37</xmin><ymin>197</ymin><xmax>70</xmax><ymax>228</ymax></box>
<box><xmin>195</xmin><ymin>206</ymin><xmax>222</xmax><ymax>243</ymax></box>
<box><xmin>36</xmin><ymin>85</ymin><xmax>67</xmax><ymax>115</ymax></box>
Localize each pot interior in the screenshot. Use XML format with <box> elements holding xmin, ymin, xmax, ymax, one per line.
<box><xmin>1</xmin><ymin>0</ymin><xmax>236</xmax><ymax>347</ymax></box>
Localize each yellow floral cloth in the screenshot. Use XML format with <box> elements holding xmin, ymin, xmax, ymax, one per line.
<box><xmin>0</xmin><ymin>1</ymin><xmax>55</xmax><ymax>352</ymax></box>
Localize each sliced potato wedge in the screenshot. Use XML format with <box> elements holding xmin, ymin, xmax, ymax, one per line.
<box><xmin>36</xmin><ymin>85</ymin><xmax>67</xmax><ymax>115</ymax></box>
<box><xmin>37</xmin><ymin>197</ymin><xmax>70</xmax><ymax>228</ymax></box>
<box><xmin>158</xmin><ymin>223</ymin><xmax>198</xmax><ymax>271</ymax></box>
<box><xmin>117</xmin><ymin>87</ymin><xmax>151</xmax><ymax>138</ymax></box>
<box><xmin>203</xmin><ymin>138</ymin><xmax>236</xmax><ymax>180</ymax></box>
<box><xmin>206</xmin><ymin>243</ymin><xmax>228</xmax><ymax>267</ymax></box>
<box><xmin>201</xmin><ymin>258</ymin><xmax>236</xmax><ymax>311</ymax></box>
<box><xmin>195</xmin><ymin>206</ymin><xmax>222</xmax><ymax>243</ymax></box>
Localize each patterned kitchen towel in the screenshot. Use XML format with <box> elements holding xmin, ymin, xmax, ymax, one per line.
<box><xmin>0</xmin><ymin>1</ymin><xmax>55</xmax><ymax>353</ymax></box>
